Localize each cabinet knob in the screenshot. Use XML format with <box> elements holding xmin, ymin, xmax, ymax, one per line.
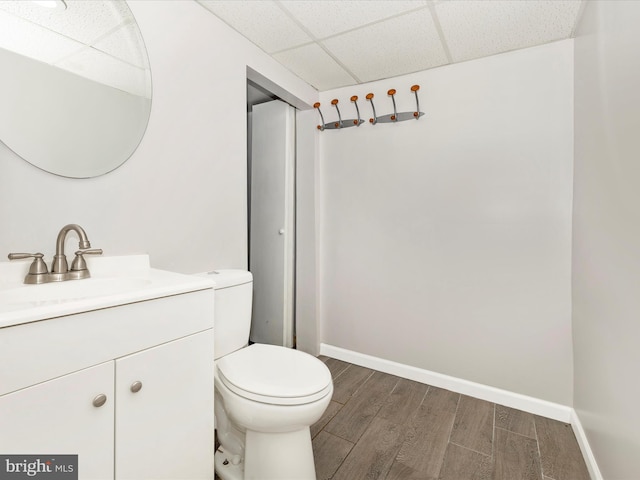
<box><xmin>92</xmin><ymin>394</ymin><xmax>107</xmax><ymax>408</ymax></box>
<box><xmin>130</xmin><ymin>381</ymin><xmax>143</xmax><ymax>393</ymax></box>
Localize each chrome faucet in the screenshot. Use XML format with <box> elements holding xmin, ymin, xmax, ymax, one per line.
<box><xmin>8</xmin><ymin>224</ymin><xmax>102</xmax><ymax>284</ymax></box>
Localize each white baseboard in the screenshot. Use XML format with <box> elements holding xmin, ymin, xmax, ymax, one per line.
<box><xmin>570</xmin><ymin>409</ymin><xmax>603</xmax><ymax>480</ymax></box>
<box><xmin>320</xmin><ymin>343</ymin><xmax>572</xmax><ymax>422</ymax></box>
<box><xmin>320</xmin><ymin>343</ymin><xmax>602</xmax><ymax>478</ymax></box>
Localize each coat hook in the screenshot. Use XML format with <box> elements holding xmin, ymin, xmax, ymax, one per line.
<box><xmin>388</xmin><ymin>89</ymin><xmax>397</xmax><ymax>122</ymax></box>
<box><xmin>331</xmin><ymin>99</ymin><xmax>342</xmax><ymax>128</ymax></box>
<box><xmin>411</xmin><ymin>85</ymin><xmax>424</xmax><ymax>120</ymax></box>
<box><xmin>366</xmin><ymin>93</ymin><xmax>377</xmax><ymax>125</ymax></box>
<box><xmin>351</xmin><ymin>96</ymin><xmax>364</xmax><ymax>126</ymax></box>
<box><xmin>314</xmin><ymin>102</ymin><xmax>325</xmax><ymax>131</ymax></box>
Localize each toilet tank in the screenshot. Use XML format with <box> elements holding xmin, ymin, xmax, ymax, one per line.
<box><xmin>206</xmin><ymin>270</ymin><xmax>253</xmax><ymax>360</ymax></box>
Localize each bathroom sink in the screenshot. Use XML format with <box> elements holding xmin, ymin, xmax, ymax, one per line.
<box><xmin>0</xmin><ymin>254</ymin><xmax>216</xmax><ymax>328</ymax></box>
<box><xmin>0</xmin><ymin>277</ymin><xmax>151</xmax><ymax>306</ymax></box>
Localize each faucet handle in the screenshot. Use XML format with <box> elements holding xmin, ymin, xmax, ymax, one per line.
<box><xmin>70</xmin><ymin>248</ymin><xmax>103</xmax><ymax>272</ymax></box>
<box><xmin>76</xmin><ymin>248</ymin><xmax>103</xmax><ymax>255</ymax></box>
<box><xmin>8</xmin><ymin>252</ymin><xmax>49</xmax><ymax>275</ymax></box>
<box><xmin>8</xmin><ymin>253</ymin><xmax>49</xmax><ymax>284</ymax></box>
<box><xmin>8</xmin><ymin>252</ymin><xmax>42</xmax><ymax>260</ymax></box>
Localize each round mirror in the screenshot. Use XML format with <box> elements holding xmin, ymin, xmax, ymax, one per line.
<box><xmin>0</xmin><ymin>0</ymin><xmax>152</xmax><ymax>178</ymax></box>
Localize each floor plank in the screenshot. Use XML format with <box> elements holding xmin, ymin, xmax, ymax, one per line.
<box><xmin>495</xmin><ymin>404</ymin><xmax>536</xmax><ymax>439</ymax></box>
<box><xmin>376</xmin><ymin>378</ymin><xmax>428</xmax><ymax>426</ymax></box>
<box><xmin>493</xmin><ymin>427</ymin><xmax>542</xmax><ymax>480</ymax></box>
<box><xmin>389</xmin><ymin>386</ymin><xmax>459</xmax><ymax>478</ymax></box>
<box><xmin>323</xmin><ymin>357</ymin><xmax>351</xmax><ymax>379</ymax></box>
<box><xmin>331</xmin><ymin>364</ymin><xmax>373</xmax><ymax>404</ymax></box>
<box><xmin>312</xmin><ymin>431</ymin><xmax>354</xmax><ymax>480</ymax></box>
<box><xmin>534</xmin><ymin>416</ymin><xmax>590</xmax><ymax>480</ymax></box>
<box><xmin>325</xmin><ymin>371</ymin><xmax>399</xmax><ymax>443</ymax></box>
<box><xmin>383</xmin><ymin>462</ymin><xmax>425</xmax><ymax>480</ymax></box>
<box><xmin>331</xmin><ymin>417</ymin><xmax>405</xmax><ymax>480</ymax></box>
<box><xmin>439</xmin><ymin>443</ymin><xmax>493</xmax><ymax>480</ymax></box>
<box><xmin>450</xmin><ymin>395</ymin><xmax>494</xmax><ymax>456</ymax></box>
<box><xmin>311</xmin><ymin>400</ymin><xmax>343</xmax><ymax>439</ymax></box>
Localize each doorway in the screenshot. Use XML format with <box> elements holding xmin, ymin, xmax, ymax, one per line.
<box><xmin>247</xmin><ymin>80</ymin><xmax>296</xmax><ymax>348</ymax></box>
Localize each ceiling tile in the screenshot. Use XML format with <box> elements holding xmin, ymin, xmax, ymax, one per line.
<box><xmin>0</xmin><ymin>8</ymin><xmax>83</xmax><ymax>64</ymax></box>
<box><xmin>93</xmin><ymin>21</ymin><xmax>149</xmax><ymax>69</ymax></box>
<box><xmin>322</xmin><ymin>8</ymin><xmax>448</xmax><ymax>83</ymax></box>
<box><xmin>279</xmin><ymin>0</ymin><xmax>428</xmax><ymax>39</ymax></box>
<box><xmin>436</xmin><ymin>0</ymin><xmax>583</xmax><ymax>63</ymax></box>
<box><xmin>273</xmin><ymin>43</ymin><xmax>357</xmax><ymax>91</ymax></box>
<box><xmin>0</xmin><ymin>0</ymin><xmax>131</xmax><ymax>44</ymax></box>
<box><xmin>197</xmin><ymin>0</ymin><xmax>312</xmax><ymax>53</ymax></box>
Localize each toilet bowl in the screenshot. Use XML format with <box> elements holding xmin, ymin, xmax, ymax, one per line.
<box><xmin>215</xmin><ymin>344</ymin><xmax>332</xmax><ymax>480</ymax></box>
<box><xmin>203</xmin><ymin>270</ymin><xmax>333</xmax><ymax>480</ymax></box>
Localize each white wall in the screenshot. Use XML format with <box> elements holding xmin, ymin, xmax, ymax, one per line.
<box><xmin>573</xmin><ymin>1</ymin><xmax>640</xmax><ymax>478</ymax></box>
<box><xmin>295</xmin><ymin>109</ymin><xmax>321</xmax><ymax>354</ymax></box>
<box><xmin>0</xmin><ymin>0</ymin><xmax>317</xmax><ymax>274</ymax></box>
<box><xmin>319</xmin><ymin>41</ymin><xmax>574</xmax><ymax>405</ymax></box>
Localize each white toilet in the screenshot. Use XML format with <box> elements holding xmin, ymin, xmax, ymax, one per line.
<box><xmin>207</xmin><ymin>270</ymin><xmax>333</xmax><ymax>480</ymax></box>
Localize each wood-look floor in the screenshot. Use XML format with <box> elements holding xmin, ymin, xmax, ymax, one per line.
<box><xmin>312</xmin><ymin>357</ymin><xmax>590</xmax><ymax>480</ymax></box>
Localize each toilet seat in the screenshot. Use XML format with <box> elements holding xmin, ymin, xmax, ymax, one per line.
<box><xmin>216</xmin><ymin>344</ymin><xmax>332</xmax><ymax>406</ymax></box>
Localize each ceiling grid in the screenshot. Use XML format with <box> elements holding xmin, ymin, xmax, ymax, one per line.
<box><xmin>197</xmin><ymin>0</ymin><xmax>585</xmax><ymax>91</ymax></box>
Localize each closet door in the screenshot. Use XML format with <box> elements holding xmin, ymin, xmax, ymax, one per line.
<box><xmin>250</xmin><ymin>100</ymin><xmax>295</xmax><ymax>347</ymax></box>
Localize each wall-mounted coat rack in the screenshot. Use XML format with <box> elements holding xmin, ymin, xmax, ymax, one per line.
<box><xmin>368</xmin><ymin>85</ymin><xmax>424</xmax><ymax>124</ymax></box>
<box><xmin>315</xmin><ymin>96</ymin><xmax>364</xmax><ymax>131</ymax></box>
<box><xmin>315</xmin><ymin>85</ymin><xmax>424</xmax><ymax>131</ymax></box>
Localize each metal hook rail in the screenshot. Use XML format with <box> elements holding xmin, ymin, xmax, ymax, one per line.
<box><xmin>316</xmin><ymin>85</ymin><xmax>424</xmax><ymax>131</ymax></box>
<box><xmin>368</xmin><ymin>85</ymin><xmax>424</xmax><ymax>124</ymax></box>
<box><xmin>315</xmin><ymin>97</ymin><xmax>364</xmax><ymax>130</ymax></box>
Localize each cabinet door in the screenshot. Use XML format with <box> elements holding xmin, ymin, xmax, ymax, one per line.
<box><xmin>0</xmin><ymin>361</ymin><xmax>115</xmax><ymax>480</ymax></box>
<box><xmin>115</xmin><ymin>330</ymin><xmax>214</xmax><ymax>480</ymax></box>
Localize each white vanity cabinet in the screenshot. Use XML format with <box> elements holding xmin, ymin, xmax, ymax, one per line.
<box><xmin>0</xmin><ymin>361</ymin><xmax>116</xmax><ymax>479</ymax></box>
<box><xmin>0</xmin><ymin>286</ymin><xmax>215</xmax><ymax>480</ymax></box>
<box><xmin>115</xmin><ymin>330</ymin><xmax>214</xmax><ymax>479</ymax></box>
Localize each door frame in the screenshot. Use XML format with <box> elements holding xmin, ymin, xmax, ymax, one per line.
<box><xmin>246</xmin><ymin>67</ymin><xmax>320</xmax><ymax>355</ymax></box>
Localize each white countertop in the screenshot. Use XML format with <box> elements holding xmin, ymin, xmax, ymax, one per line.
<box><xmin>0</xmin><ymin>254</ymin><xmax>216</xmax><ymax>329</ymax></box>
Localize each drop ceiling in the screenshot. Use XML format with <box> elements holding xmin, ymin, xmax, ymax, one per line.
<box><xmin>197</xmin><ymin>0</ymin><xmax>585</xmax><ymax>91</ymax></box>
<box><xmin>0</xmin><ymin>0</ymin><xmax>150</xmax><ymax>96</ymax></box>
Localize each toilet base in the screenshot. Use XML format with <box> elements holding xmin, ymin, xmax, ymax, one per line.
<box><xmin>244</xmin><ymin>427</ymin><xmax>316</xmax><ymax>480</ymax></box>
<box><xmin>216</xmin><ymin>427</ymin><xmax>316</xmax><ymax>480</ymax></box>
<box><xmin>215</xmin><ymin>447</ymin><xmax>244</xmax><ymax>480</ymax></box>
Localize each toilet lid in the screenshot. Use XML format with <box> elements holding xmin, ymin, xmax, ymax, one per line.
<box><xmin>217</xmin><ymin>344</ymin><xmax>332</xmax><ymax>405</ymax></box>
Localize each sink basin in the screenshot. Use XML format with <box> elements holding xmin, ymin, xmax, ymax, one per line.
<box><xmin>0</xmin><ymin>277</ymin><xmax>151</xmax><ymax>306</ymax></box>
<box><xmin>0</xmin><ymin>254</ymin><xmax>216</xmax><ymax>328</ymax></box>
